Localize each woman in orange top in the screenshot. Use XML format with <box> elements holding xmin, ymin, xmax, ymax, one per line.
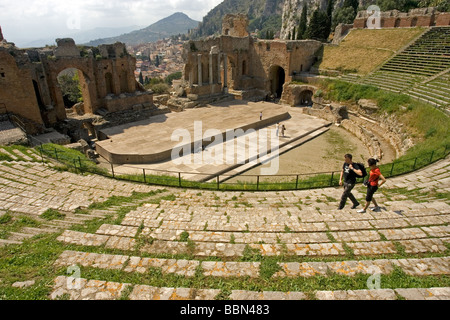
<box><xmin>358</xmin><ymin>158</ymin><xmax>386</xmax><ymax>213</ymax></box>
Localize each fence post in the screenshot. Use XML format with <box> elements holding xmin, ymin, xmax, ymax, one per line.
<box><xmin>413</xmin><ymin>157</ymin><xmax>418</xmax><ymax>170</ymax></box>
<box><xmin>54</xmin><ymin>148</ymin><xmax>58</xmax><ymax>161</ymax></box>
<box><xmin>111</xmin><ymin>163</ymin><xmax>115</xmax><ymax>178</ymax></box>
<box><xmin>257</xmin><ymin>176</ymin><xmax>260</xmax><ymax>191</ymax></box>
<box><xmin>429</xmin><ymin>150</ymin><xmax>434</xmax><ymax>163</ymax></box>
<box><xmin>39</xmin><ymin>144</ymin><xmax>44</xmax><ymax>163</ymax></box>
<box><xmin>330</xmin><ymin>172</ymin><xmax>334</xmax><ymax>187</ymax></box>
<box><xmin>295</xmin><ymin>175</ymin><xmax>299</xmax><ymax>190</ymax></box>
<box><xmin>390</xmin><ymin>162</ymin><xmax>395</xmax><ymax>177</ymax></box>
<box><xmin>78</xmin><ymin>156</ymin><xmax>83</xmax><ymax>173</ymax></box>
<box><xmin>216</xmin><ymin>175</ymin><xmax>220</xmax><ymax>190</ymax></box>
<box><xmin>73</xmin><ymin>159</ymin><xmax>77</xmax><ymax>172</ymax></box>
<box><xmin>179</xmin><ymin>172</ymin><xmax>182</xmax><ymax>187</ymax></box>
<box><xmin>143</xmin><ymin>169</ymin><xmax>146</xmax><ymax>183</ymax></box>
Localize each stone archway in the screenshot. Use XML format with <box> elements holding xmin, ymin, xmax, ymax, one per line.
<box><xmin>54</xmin><ymin>67</ymin><xmax>94</xmax><ymax>117</ymax></box>
<box><xmin>269</xmin><ymin>65</ymin><xmax>285</xmax><ymax>99</ymax></box>
<box><xmin>298</xmin><ymin>89</ymin><xmax>314</xmax><ymax>106</ymax></box>
<box><xmin>280</xmin><ymin>84</ymin><xmax>317</xmax><ymax>107</ymax></box>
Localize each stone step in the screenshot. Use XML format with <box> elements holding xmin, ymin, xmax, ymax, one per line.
<box><xmin>408</xmin><ymin>87</ymin><xmax>450</xmax><ymax>104</ymax></box>
<box><xmin>53</xmin><ymin>250</ymin><xmax>450</xmax><ymax>279</ymax></box>
<box><xmin>55</xmin><ymin>229</ymin><xmax>448</xmax><ymax>257</ymax></box>
<box><xmin>0</xmin><ymin>239</ymin><xmax>23</xmax><ymax>246</ymax></box>
<box><xmin>49</xmin><ymin>275</ymin><xmax>450</xmax><ymax>300</ymax></box>
<box><xmin>7</xmin><ymin>232</ymin><xmax>35</xmax><ymax>241</ymax></box>
<box><xmin>21</xmin><ymin>226</ymin><xmax>60</xmax><ymax>235</ymax></box>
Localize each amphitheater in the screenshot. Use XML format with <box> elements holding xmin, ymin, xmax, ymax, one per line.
<box><xmin>0</xmin><ymin>13</ymin><xmax>450</xmax><ymax>306</ymax></box>
<box><xmin>0</xmin><ymin>144</ymin><xmax>449</xmax><ymax>302</ymax></box>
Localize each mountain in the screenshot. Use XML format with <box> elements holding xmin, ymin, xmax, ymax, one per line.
<box><xmin>85</xmin><ymin>12</ymin><xmax>200</xmax><ymax>46</ymax></box>
<box><xmin>192</xmin><ymin>0</ymin><xmax>285</xmax><ymax>39</ymax></box>
<box><xmin>20</xmin><ymin>25</ymin><xmax>142</xmax><ymax>48</ymax></box>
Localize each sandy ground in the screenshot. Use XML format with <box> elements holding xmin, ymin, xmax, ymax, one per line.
<box><xmin>227</xmin><ymin>125</ymin><xmax>396</xmax><ymax>182</ymax></box>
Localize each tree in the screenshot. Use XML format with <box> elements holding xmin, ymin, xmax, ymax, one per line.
<box><xmin>165</xmin><ymin>72</ymin><xmax>182</xmax><ymax>85</ymax></box>
<box><xmin>344</xmin><ymin>0</ymin><xmax>360</xmax><ymax>13</ymax></box>
<box><xmin>418</xmin><ymin>0</ymin><xmax>450</xmax><ymax>11</ymax></box>
<box><xmin>332</xmin><ymin>6</ymin><xmax>358</xmax><ymax>30</ymax></box>
<box><xmin>58</xmin><ymin>72</ymin><xmax>82</xmax><ymax>107</ymax></box>
<box><xmin>325</xmin><ymin>0</ymin><xmax>335</xmax><ymax>39</ymax></box>
<box><xmin>138</xmin><ymin>71</ymin><xmax>144</xmax><ymax>85</ymax></box>
<box><xmin>297</xmin><ymin>3</ymin><xmax>308</xmax><ymax>40</ymax></box>
<box><xmin>306</xmin><ymin>9</ymin><xmax>330</xmax><ymax>41</ymax></box>
<box><xmin>375</xmin><ymin>0</ymin><xmax>419</xmax><ymax>11</ymax></box>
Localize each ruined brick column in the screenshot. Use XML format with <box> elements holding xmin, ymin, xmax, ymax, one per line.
<box><xmin>189</xmin><ymin>69</ymin><xmax>193</xmax><ymax>87</ymax></box>
<box><xmin>197</xmin><ymin>54</ymin><xmax>202</xmax><ymax>86</ymax></box>
<box><xmin>217</xmin><ymin>53</ymin><xmax>221</xmax><ymax>84</ymax></box>
<box><xmin>0</xmin><ymin>26</ymin><xmax>3</xmax><ymax>41</ymax></box>
<box><xmin>209</xmin><ymin>52</ymin><xmax>213</xmax><ymax>85</ymax></box>
<box><xmin>223</xmin><ymin>53</ymin><xmax>228</xmax><ymax>93</ymax></box>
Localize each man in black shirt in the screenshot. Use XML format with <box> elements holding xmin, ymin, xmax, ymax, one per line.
<box><xmin>338</xmin><ymin>154</ymin><xmax>362</xmax><ymax>210</ymax></box>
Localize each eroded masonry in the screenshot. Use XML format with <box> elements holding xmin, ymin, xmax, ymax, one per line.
<box><xmin>0</xmin><ymin>36</ymin><xmax>152</xmax><ymax>134</ymax></box>
<box><xmin>1</xmin><ymin>14</ymin><xmax>324</xmax><ymax>140</ymax></box>
<box><xmin>174</xmin><ymin>14</ymin><xmax>322</xmax><ymax>107</ymax></box>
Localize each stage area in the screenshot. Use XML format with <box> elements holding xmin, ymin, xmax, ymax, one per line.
<box><xmin>96</xmin><ymin>100</ymin><xmax>331</xmax><ymax>181</ymax></box>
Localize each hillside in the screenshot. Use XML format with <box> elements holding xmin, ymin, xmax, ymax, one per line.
<box><xmin>85</xmin><ymin>12</ymin><xmax>200</xmax><ymax>46</ymax></box>
<box><xmin>316</xmin><ymin>27</ymin><xmax>426</xmax><ymax>75</ymax></box>
<box><xmin>191</xmin><ymin>0</ymin><xmax>285</xmax><ymax>38</ymax></box>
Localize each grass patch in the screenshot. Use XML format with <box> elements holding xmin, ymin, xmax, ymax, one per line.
<box><xmin>41</xmin><ymin>209</ymin><xmax>66</xmax><ymax>221</ymax></box>
<box><xmin>179</xmin><ymin>231</ymin><xmax>190</xmax><ymax>242</ymax></box>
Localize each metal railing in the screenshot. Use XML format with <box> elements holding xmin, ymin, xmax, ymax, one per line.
<box><xmin>36</xmin><ymin>143</ymin><xmax>449</xmax><ymax>192</ymax></box>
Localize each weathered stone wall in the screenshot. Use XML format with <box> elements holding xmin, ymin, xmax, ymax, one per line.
<box><xmin>222</xmin><ymin>14</ymin><xmax>249</xmax><ymax>37</ymax></box>
<box><xmin>0</xmin><ymin>49</ymin><xmax>44</xmax><ymax>125</ymax></box>
<box><xmin>183</xmin><ymin>34</ymin><xmax>322</xmax><ymax>101</ymax></box>
<box><xmin>280</xmin><ymin>83</ymin><xmax>318</xmax><ymax>106</ymax></box>
<box><xmin>354</xmin><ymin>7</ymin><xmax>450</xmax><ymax>28</ymax></box>
<box><xmin>435</xmin><ymin>13</ymin><xmax>450</xmax><ymax>26</ymax></box>
<box><xmin>104</xmin><ymin>92</ymin><xmax>154</xmax><ymax>113</ymax></box>
<box><xmin>0</xmin><ymin>38</ymin><xmax>152</xmax><ymax>131</ymax></box>
<box><xmin>332</xmin><ymin>23</ymin><xmax>354</xmax><ymax>45</ymax></box>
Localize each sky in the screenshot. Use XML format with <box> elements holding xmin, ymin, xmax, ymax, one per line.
<box><xmin>0</xmin><ymin>0</ymin><xmax>223</xmax><ymax>46</ymax></box>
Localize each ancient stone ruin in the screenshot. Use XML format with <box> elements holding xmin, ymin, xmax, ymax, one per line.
<box><xmin>169</xmin><ymin>14</ymin><xmax>323</xmax><ymax>110</ymax></box>
<box><xmin>0</xmin><ymin>37</ymin><xmax>153</xmax><ymax>134</ymax></box>
<box><xmin>354</xmin><ymin>7</ymin><xmax>450</xmax><ymax>29</ymax></box>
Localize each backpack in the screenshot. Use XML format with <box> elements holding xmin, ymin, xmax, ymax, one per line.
<box><xmin>354</xmin><ymin>163</ymin><xmax>367</xmax><ymax>178</ymax></box>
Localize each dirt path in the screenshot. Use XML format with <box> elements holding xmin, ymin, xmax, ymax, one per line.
<box><xmin>228</xmin><ymin>125</ymin><xmax>393</xmax><ymax>182</ymax></box>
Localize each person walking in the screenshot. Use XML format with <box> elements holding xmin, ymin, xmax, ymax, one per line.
<box><xmin>338</xmin><ymin>154</ymin><xmax>363</xmax><ymax>210</ymax></box>
<box><xmin>357</xmin><ymin>158</ymin><xmax>386</xmax><ymax>213</ymax></box>
<box><xmin>276</xmin><ymin>123</ymin><xmax>279</xmax><ymax>137</ymax></box>
<box><xmin>260</xmin><ymin>112</ymin><xmax>263</xmax><ymax>121</ymax></box>
<box><xmin>281</xmin><ymin>124</ymin><xmax>286</xmax><ymax>137</ymax></box>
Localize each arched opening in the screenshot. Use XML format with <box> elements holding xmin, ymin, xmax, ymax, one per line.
<box><xmin>297</xmin><ymin>90</ymin><xmax>314</xmax><ymax>107</ymax></box>
<box><xmin>394</xmin><ymin>18</ymin><xmax>401</xmax><ymax>28</ymax></box>
<box><xmin>269</xmin><ymin>65</ymin><xmax>285</xmax><ymax>99</ymax></box>
<box><xmin>411</xmin><ymin>17</ymin><xmax>418</xmax><ymax>27</ymax></box>
<box><xmin>57</xmin><ymin>68</ymin><xmax>84</xmax><ymax>109</ymax></box>
<box><xmin>105</xmin><ymin>72</ymin><xmax>114</xmax><ymax>94</ymax></box>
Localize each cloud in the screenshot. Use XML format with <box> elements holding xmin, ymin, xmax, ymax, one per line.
<box><xmin>0</xmin><ymin>0</ymin><xmax>223</xmax><ymax>45</ymax></box>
